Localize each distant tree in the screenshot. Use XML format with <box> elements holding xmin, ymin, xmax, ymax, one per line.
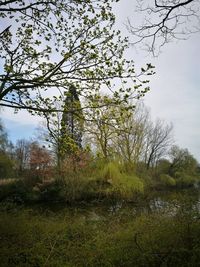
<box><xmin>59</xmin><ymin>85</ymin><xmax>84</xmax><ymax>156</ymax></box>
<box><xmin>0</xmin><ymin>119</ymin><xmax>11</xmax><ymax>153</ymax></box>
<box><xmin>0</xmin><ymin>119</ymin><xmax>14</xmax><ymax>178</ymax></box>
<box><xmin>143</xmin><ymin>119</ymin><xmax>173</xmax><ymax>169</ymax></box>
<box><xmin>84</xmin><ymin>94</ymin><xmax>120</xmax><ymax>159</ymax></box>
<box><xmin>38</xmin><ymin>85</ymin><xmax>84</xmax><ymax>171</ymax></box>
<box><xmin>113</xmin><ymin>102</ymin><xmax>149</xmax><ymax>164</ymax></box>
<box><xmin>38</xmin><ymin>101</ymin><xmax>63</xmax><ymax>168</ymax></box>
<box><xmin>169</xmin><ymin>145</ymin><xmax>199</xmax><ymax>176</ymax></box>
<box><xmin>29</xmin><ymin>142</ymin><xmax>52</xmax><ymax>178</ymax></box>
<box><xmin>15</xmin><ymin>139</ymin><xmax>31</xmax><ymax>175</ymax></box>
<box><xmin>127</xmin><ymin>0</ymin><xmax>199</xmax><ymax>54</ymax></box>
<box><xmin>0</xmin><ymin>153</ymin><xmax>14</xmax><ymax>179</ymax></box>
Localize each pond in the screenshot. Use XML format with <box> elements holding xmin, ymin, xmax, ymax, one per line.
<box><xmin>30</xmin><ymin>188</ymin><xmax>200</xmax><ymax>218</ymax></box>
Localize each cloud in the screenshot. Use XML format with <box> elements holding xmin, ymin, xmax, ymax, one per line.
<box><xmin>143</xmin><ymin>35</ymin><xmax>200</xmax><ymax>161</ymax></box>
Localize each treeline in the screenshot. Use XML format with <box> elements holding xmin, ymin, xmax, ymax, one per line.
<box><xmin>0</xmin><ymin>96</ymin><xmax>199</xmax><ymax>203</ymax></box>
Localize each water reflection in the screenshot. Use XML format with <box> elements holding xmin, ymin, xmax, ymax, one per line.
<box><xmin>30</xmin><ymin>189</ymin><xmax>200</xmax><ymax>222</ymax></box>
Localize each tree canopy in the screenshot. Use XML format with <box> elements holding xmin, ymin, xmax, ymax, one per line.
<box><xmin>0</xmin><ymin>0</ymin><xmax>154</xmax><ymax>113</ymax></box>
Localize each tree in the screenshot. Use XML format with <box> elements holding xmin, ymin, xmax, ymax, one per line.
<box><xmin>59</xmin><ymin>85</ymin><xmax>84</xmax><ymax>155</ymax></box>
<box><xmin>38</xmin><ymin>84</ymin><xmax>84</xmax><ymax>170</ymax></box>
<box><xmin>0</xmin><ymin>119</ymin><xmax>14</xmax><ymax>178</ymax></box>
<box><xmin>15</xmin><ymin>139</ymin><xmax>31</xmax><ymax>175</ymax></box>
<box><xmin>113</xmin><ymin>102</ymin><xmax>149</xmax><ymax>164</ymax></box>
<box><xmin>0</xmin><ymin>119</ymin><xmax>9</xmax><ymax>153</ymax></box>
<box><xmin>0</xmin><ymin>153</ymin><xmax>14</xmax><ymax>179</ymax></box>
<box><xmin>0</xmin><ymin>0</ymin><xmax>154</xmax><ymax>112</ymax></box>
<box><xmin>29</xmin><ymin>142</ymin><xmax>52</xmax><ymax>178</ymax></box>
<box><xmin>169</xmin><ymin>145</ymin><xmax>199</xmax><ymax>176</ymax></box>
<box><xmin>84</xmin><ymin>94</ymin><xmax>121</xmax><ymax>159</ymax></box>
<box><xmin>143</xmin><ymin>119</ymin><xmax>173</xmax><ymax>169</ymax></box>
<box><xmin>127</xmin><ymin>0</ymin><xmax>199</xmax><ymax>55</ymax></box>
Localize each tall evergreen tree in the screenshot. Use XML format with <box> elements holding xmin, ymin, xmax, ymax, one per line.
<box><xmin>59</xmin><ymin>85</ymin><xmax>84</xmax><ymax>159</ymax></box>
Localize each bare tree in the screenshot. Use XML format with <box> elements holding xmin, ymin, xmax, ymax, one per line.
<box><xmin>143</xmin><ymin>119</ymin><xmax>173</xmax><ymax>169</ymax></box>
<box><xmin>37</xmin><ymin>101</ymin><xmax>63</xmax><ymax>169</ymax></box>
<box><xmin>127</xmin><ymin>0</ymin><xmax>200</xmax><ymax>55</ymax></box>
<box><xmin>15</xmin><ymin>139</ymin><xmax>31</xmax><ymax>174</ymax></box>
<box><xmin>29</xmin><ymin>142</ymin><xmax>52</xmax><ymax>171</ymax></box>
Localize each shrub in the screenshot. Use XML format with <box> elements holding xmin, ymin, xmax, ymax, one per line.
<box><xmin>36</xmin><ymin>180</ymin><xmax>65</xmax><ymax>202</ymax></box>
<box><xmin>98</xmin><ymin>161</ymin><xmax>144</xmax><ymax>200</ymax></box>
<box><xmin>53</xmin><ymin>153</ymin><xmax>96</xmax><ymax>202</ymax></box>
<box><xmin>100</xmin><ymin>161</ymin><xmax>122</xmax><ymax>183</ymax></box>
<box><xmin>110</xmin><ymin>174</ymin><xmax>144</xmax><ymax>199</ymax></box>
<box><xmin>176</xmin><ymin>173</ymin><xmax>197</xmax><ymax>188</ymax></box>
<box><xmin>0</xmin><ymin>179</ymin><xmax>36</xmax><ymax>203</ymax></box>
<box><xmin>160</xmin><ymin>174</ymin><xmax>176</xmax><ymax>187</ymax></box>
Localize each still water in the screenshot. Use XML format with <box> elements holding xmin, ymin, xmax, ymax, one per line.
<box><xmin>31</xmin><ymin>189</ymin><xmax>200</xmax><ymax>221</ymax></box>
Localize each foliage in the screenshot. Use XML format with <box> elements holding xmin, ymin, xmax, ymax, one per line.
<box><xmin>0</xmin><ymin>179</ymin><xmax>37</xmax><ymax>203</ymax></box>
<box><xmin>113</xmin><ymin>102</ymin><xmax>149</xmax><ymax>164</ymax></box>
<box><xmin>143</xmin><ymin>119</ymin><xmax>173</xmax><ymax>169</ymax></box>
<box><xmin>85</xmin><ymin>100</ymin><xmax>173</xmax><ymax>169</ymax></box>
<box><xmin>29</xmin><ymin>142</ymin><xmax>53</xmax><ymax>180</ymax></box>
<box><xmin>0</xmin><ymin>0</ymin><xmax>154</xmax><ymax>112</ymax></box>
<box><xmin>0</xmin><ymin>120</ymin><xmax>14</xmax><ymax>178</ymax></box>
<box><xmin>175</xmin><ymin>173</ymin><xmax>197</xmax><ymax>188</ymax></box>
<box><xmin>156</xmin><ymin>159</ymin><xmax>171</xmax><ymax>175</ymax></box>
<box><xmin>84</xmin><ymin>94</ymin><xmax>123</xmax><ymax>159</ymax></box>
<box><xmin>0</xmin><ymin>119</ymin><xmax>9</xmax><ymax>152</ymax></box>
<box><xmin>169</xmin><ymin>145</ymin><xmax>199</xmax><ymax>176</ymax></box>
<box><xmin>98</xmin><ymin>161</ymin><xmax>144</xmax><ymax>199</ymax></box>
<box><xmin>60</xmin><ymin>85</ymin><xmax>84</xmax><ymax>151</ymax></box>
<box><xmin>160</xmin><ymin>174</ymin><xmax>176</xmax><ymax>187</ymax></box>
<box><xmin>38</xmin><ymin>152</ymin><xmax>95</xmax><ymax>203</ymax></box>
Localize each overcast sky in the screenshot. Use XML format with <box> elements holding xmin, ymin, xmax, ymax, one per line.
<box><xmin>1</xmin><ymin>0</ymin><xmax>200</xmax><ymax>161</ymax></box>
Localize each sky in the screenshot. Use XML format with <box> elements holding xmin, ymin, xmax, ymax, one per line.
<box><xmin>1</xmin><ymin>0</ymin><xmax>200</xmax><ymax>161</ymax></box>
<box><xmin>113</xmin><ymin>0</ymin><xmax>200</xmax><ymax>161</ymax></box>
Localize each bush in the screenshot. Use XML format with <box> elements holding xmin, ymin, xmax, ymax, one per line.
<box><xmin>110</xmin><ymin>174</ymin><xmax>144</xmax><ymax>199</ymax></box>
<box><xmin>98</xmin><ymin>161</ymin><xmax>144</xmax><ymax>200</ymax></box>
<box><xmin>33</xmin><ymin>180</ymin><xmax>58</xmax><ymax>201</ymax></box>
<box><xmin>160</xmin><ymin>174</ymin><xmax>176</xmax><ymax>187</ymax></box>
<box><xmin>175</xmin><ymin>173</ymin><xmax>197</xmax><ymax>188</ymax></box>
<box><xmin>0</xmin><ymin>179</ymin><xmax>37</xmax><ymax>203</ymax></box>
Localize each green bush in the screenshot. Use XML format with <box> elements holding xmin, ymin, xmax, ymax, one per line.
<box><xmin>176</xmin><ymin>173</ymin><xmax>197</xmax><ymax>188</ymax></box>
<box><xmin>160</xmin><ymin>174</ymin><xmax>176</xmax><ymax>187</ymax></box>
<box><xmin>98</xmin><ymin>161</ymin><xmax>144</xmax><ymax>200</ymax></box>
<box><xmin>111</xmin><ymin>174</ymin><xmax>144</xmax><ymax>199</ymax></box>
